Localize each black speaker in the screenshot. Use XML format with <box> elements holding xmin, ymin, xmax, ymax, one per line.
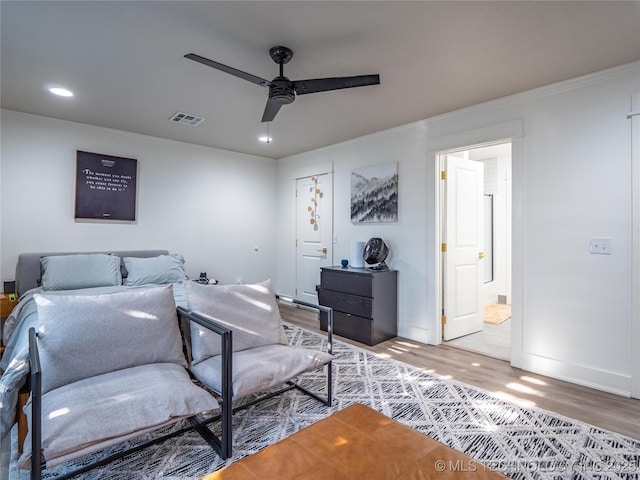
<box><xmin>4</xmin><ymin>280</ymin><xmax>15</xmax><ymax>294</ymax></box>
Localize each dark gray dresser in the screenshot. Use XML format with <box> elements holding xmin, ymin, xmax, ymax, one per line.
<box><xmin>317</xmin><ymin>266</ymin><xmax>397</xmax><ymax>346</ymax></box>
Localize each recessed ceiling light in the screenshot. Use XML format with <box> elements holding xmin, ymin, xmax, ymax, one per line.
<box><xmin>49</xmin><ymin>87</ymin><xmax>74</xmax><ymax>97</ymax></box>
<box><xmin>259</xmin><ymin>136</ymin><xmax>272</xmax><ymax>143</ymax></box>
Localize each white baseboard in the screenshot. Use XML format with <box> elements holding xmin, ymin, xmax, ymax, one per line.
<box><xmin>521</xmin><ymin>353</ymin><xmax>631</xmax><ymax>397</ymax></box>
<box><xmin>399</xmin><ymin>324</ymin><xmax>433</xmax><ymax>345</ymax></box>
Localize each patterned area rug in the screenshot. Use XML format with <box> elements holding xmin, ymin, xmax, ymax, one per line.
<box><xmin>10</xmin><ymin>323</ymin><xmax>640</xmax><ymax>479</ymax></box>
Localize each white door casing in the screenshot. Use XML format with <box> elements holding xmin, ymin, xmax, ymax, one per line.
<box><xmin>295</xmin><ymin>174</ymin><xmax>333</xmax><ymax>303</ymax></box>
<box><xmin>442</xmin><ymin>154</ymin><xmax>485</xmax><ymax>341</ymax></box>
<box><xmin>631</xmin><ymin>92</ymin><xmax>640</xmax><ymax>399</ymax></box>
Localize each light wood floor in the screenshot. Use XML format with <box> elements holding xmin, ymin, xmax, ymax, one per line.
<box><xmin>280</xmin><ymin>304</ymin><xmax>640</xmax><ymax>440</ymax></box>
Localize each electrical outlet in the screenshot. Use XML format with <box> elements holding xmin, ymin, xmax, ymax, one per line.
<box><xmin>590</xmin><ymin>237</ymin><xmax>612</xmax><ymax>255</ymax></box>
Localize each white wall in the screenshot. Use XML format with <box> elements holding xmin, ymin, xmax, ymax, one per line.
<box><xmin>0</xmin><ymin>110</ymin><xmax>278</xmax><ymax>286</ymax></box>
<box><xmin>277</xmin><ymin>123</ymin><xmax>432</xmax><ymax>343</ymax></box>
<box><xmin>277</xmin><ymin>62</ymin><xmax>640</xmax><ymax>396</ymax></box>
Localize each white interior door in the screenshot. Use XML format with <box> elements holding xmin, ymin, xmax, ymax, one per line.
<box><xmin>296</xmin><ymin>174</ymin><xmax>333</xmax><ymax>303</ymax></box>
<box><xmin>443</xmin><ymin>154</ymin><xmax>485</xmax><ymax>340</ymax></box>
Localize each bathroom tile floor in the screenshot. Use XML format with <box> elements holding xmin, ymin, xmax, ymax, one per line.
<box><xmin>445</xmin><ymin>316</ymin><xmax>511</xmax><ymax>361</ymax></box>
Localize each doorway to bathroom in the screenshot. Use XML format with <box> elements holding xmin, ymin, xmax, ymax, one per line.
<box><xmin>439</xmin><ymin>141</ymin><xmax>512</xmax><ymax>360</ymax></box>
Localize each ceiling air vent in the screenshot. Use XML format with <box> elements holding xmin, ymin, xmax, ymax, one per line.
<box><xmin>169</xmin><ymin>112</ymin><xmax>206</xmax><ymax>126</ymax></box>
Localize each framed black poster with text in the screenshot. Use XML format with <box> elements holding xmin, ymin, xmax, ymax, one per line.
<box><xmin>75</xmin><ymin>151</ymin><xmax>137</xmax><ymax>221</ymax></box>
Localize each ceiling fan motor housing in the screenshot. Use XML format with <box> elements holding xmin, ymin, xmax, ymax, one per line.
<box><xmin>270</xmin><ymin>77</ymin><xmax>295</xmax><ymax>104</ymax></box>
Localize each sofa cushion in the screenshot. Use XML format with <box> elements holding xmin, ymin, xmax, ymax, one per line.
<box><xmin>190</xmin><ymin>344</ymin><xmax>333</xmax><ymax>398</ymax></box>
<box><xmin>19</xmin><ymin>363</ymin><xmax>219</xmax><ymax>469</ymax></box>
<box><xmin>34</xmin><ymin>285</ymin><xmax>186</xmax><ymax>394</ymax></box>
<box><xmin>186</xmin><ymin>280</ymin><xmax>288</xmax><ymax>365</ymax></box>
<box><xmin>40</xmin><ymin>253</ymin><xmax>122</xmax><ymax>290</ymax></box>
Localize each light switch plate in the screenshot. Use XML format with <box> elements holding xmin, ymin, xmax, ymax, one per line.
<box><xmin>590</xmin><ymin>237</ymin><xmax>612</xmax><ymax>255</ymax></box>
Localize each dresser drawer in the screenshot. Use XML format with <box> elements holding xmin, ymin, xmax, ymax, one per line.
<box><xmin>321</xmin><ymin>270</ymin><xmax>372</xmax><ymax>297</ymax></box>
<box><xmin>318</xmin><ymin>288</ymin><xmax>372</xmax><ymax>318</ymax></box>
<box><xmin>333</xmin><ymin>311</ymin><xmax>373</xmax><ymax>345</ymax></box>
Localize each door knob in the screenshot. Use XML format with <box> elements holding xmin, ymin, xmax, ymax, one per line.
<box><xmin>478</xmin><ymin>252</ymin><xmax>486</xmax><ymax>259</ymax></box>
<box><xmin>317</xmin><ymin>247</ymin><xmax>327</xmax><ymax>254</ymax></box>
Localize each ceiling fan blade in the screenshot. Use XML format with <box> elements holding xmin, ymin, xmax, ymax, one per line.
<box><xmin>261</xmin><ymin>98</ymin><xmax>283</xmax><ymax>122</ymax></box>
<box><xmin>293</xmin><ymin>74</ymin><xmax>380</xmax><ymax>95</ymax></box>
<box><xmin>185</xmin><ymin>53</ymin><xmax>270</xmax><ymax>87</ymax></box>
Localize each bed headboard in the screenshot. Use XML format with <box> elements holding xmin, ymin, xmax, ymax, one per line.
<box><xmin>15</xmin><ymin>249</ymin><xmax>170</xmax><ymax>297</ymax></box>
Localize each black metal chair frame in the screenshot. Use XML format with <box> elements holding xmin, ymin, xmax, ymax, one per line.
<box><xmin>177</xmin><ymin>295</ymin><xmax>333</xmax><ymax>460</ymax></box>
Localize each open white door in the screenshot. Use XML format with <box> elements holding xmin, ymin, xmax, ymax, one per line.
<box><xmin>442</xmin><ymin>154</ymin><xmax>485</xmax><ymax>340</ymax></box>
<box><xmin>295</xmin><ymin>174</ymin><xmax>333</xmax><ymax>303</ymax></box>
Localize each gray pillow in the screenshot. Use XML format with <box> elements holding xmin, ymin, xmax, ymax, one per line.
<box><xmin>186</xmin><ymin>280</ymin><xmax>288</xmax><ymax>365</ymax></box>
<box><xmin>34</xmin><ymin>284</ymin><xmax>186</xmax><ymax>394</ymax></box>
<box><xmin>123</xmin><ymin>254</ymin><xmax>188</xmax><ymax>286</ymax></box>
<box><xmin>40</xmin><ymin>254</ymin><xmax>122</xmax><ymax>290</ymax></box>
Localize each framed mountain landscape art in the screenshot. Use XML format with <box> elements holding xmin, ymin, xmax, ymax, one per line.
<box><xmin>351</xmin><ymin>161</ymin><xmax>398</xmax><ymax>223</ymax></box>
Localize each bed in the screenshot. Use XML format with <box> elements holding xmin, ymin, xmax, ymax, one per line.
<box><xmin>0</xmin><ymin>249</ymin><xmax>191</xmax><ymax>440</ymax></box>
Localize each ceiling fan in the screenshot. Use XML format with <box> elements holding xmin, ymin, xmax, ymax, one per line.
<box><xmin>185</xmin><ymin>46</ymin><xmax>380</xmax><ymax>122</ymax></box>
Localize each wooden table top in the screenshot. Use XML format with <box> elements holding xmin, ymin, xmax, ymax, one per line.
<box><xmin>201</xmin><ymin>403</ymin><xmax>510</xmax><ymax>480</ymax></box>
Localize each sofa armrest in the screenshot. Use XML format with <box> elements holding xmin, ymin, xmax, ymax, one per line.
<box><xmin>275</xmin><ymin>295</ymin><xmax>333</xmax><ymax>356</ymax></box>
<box><xmin>28</xmin><ymin>327</ymin><xmax>43</xmax><ymax>476</ymax></box>
<box><xmin>176</xmin><ymin>306</ymin><xmax>232</xmax><ymax>387</ymax></box>
<box><xmin>177</xmin><ymin>306</ymin><xmax>233</xmax><ymax>339</ymax></box>
<box><xmin>176</xmin><ymin>306</ymin><xmax>233</xmax><ymax>457</ymax></box>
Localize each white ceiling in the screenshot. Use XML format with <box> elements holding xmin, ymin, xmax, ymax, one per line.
<box><xmin>2</xmin><ymin>1</ymin><xmax>639</xmax><ymax>159</ymax></box>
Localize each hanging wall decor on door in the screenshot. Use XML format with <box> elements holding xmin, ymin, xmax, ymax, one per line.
<box><xmin>308</xmin><ymin>176</ymin><xmax>323</xmax><ymax>230</ymax></box>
